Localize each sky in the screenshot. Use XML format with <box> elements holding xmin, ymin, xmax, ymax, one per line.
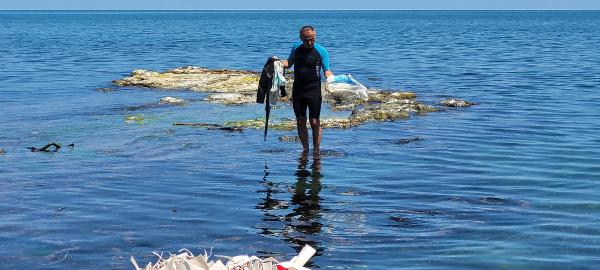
<box><xmin>1</xmin><ymin>0</ymin><xmax>599</xmax><ymax>10</ymax></box>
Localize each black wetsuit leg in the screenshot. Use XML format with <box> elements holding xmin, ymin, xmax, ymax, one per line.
<box><xmin>293</xmin><ymin>82</ymin><xmax>322</xmax><ymax>120</ymax></box>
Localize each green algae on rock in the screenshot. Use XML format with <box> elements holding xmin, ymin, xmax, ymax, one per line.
<box><xmin>125</xmin><ymin>115</ymin><xmax>145</xmax><ymax>124</ymax></box>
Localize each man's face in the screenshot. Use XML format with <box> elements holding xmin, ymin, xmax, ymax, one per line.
<box><xmin>300</xmin><ymin>30</ymin><xmax>316</xmax><ymax>48</ymax></box>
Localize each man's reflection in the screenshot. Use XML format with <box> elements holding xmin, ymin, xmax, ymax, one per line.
<box><xmin>256</xmin><ymin>152</ymin><xmax>324</xmax><ymax>263</ymax></box>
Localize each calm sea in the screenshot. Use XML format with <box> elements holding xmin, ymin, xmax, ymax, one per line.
<box><xmin>1</xmin><ymin>10</ymin><xmax>599</xmax><ymax>270</ymax></box>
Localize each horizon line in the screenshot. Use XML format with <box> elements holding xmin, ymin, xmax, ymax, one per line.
<box><xmin>1</xmin><ymin>9</ymin><xmax>599</xmax><ymax>11</ymax></box>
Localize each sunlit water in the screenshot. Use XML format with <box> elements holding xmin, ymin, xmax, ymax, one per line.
<box><xmin>1</xmin><ymin>11</ymin><xmax>600</xmax><ymax>270</ymax></box>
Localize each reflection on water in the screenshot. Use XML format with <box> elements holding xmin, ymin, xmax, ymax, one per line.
<box><xmin>256</xmin><ymin>152</ymin><xmax>324</xmax><ymax>267</ymax></box>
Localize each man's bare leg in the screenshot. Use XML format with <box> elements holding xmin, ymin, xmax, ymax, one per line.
<box><xmin>309</xmin><ymin>118</ymin><xmax>322</xmax><ymax>154</ymax></box>
<box><xmin>297</xmin><ymin>118</ymin><xmax>309</xmax><ymax>152</ymax></box>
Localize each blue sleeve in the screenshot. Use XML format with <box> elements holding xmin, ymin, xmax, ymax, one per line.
<box><xmin>314</xmin><ymin>44</ymin><xmax>330</xmax><ymax>72</ymax></box>
<box><xmin>287</xmin><ymin>42</ymin><xmax>301</xmax><ymax>67</ymax></box>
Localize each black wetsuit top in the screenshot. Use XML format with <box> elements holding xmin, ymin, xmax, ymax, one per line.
<box><xmin>287</xmin><ymin>42</ymin><xmax>330</xmax><ymax>98</ymax></box>
<box><xmin>287</xmin><ymin>42</ymin><xmax>331</xmax><ymax>119</ymax></box>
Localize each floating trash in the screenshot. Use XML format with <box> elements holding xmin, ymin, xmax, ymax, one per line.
<box><xmin>131</xmin><ymin>245</ymin><xmax>316</xmax><ymax>270</ymax></box>
<box><xmin>159</xmin><ymin>96</ymin><xmax>186</xmax><ymax>105</ymax></box>
<box><xmin>325</xmin><ymin>74</ymin><xmax>369</xmax><ymax>101</ymax></box>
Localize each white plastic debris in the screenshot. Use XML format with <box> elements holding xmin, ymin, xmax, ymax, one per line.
<box><xmin>325</xmin><ymin>74</ymin><xmax>369</xmax><ymax>101</ymax></box>
<box><xmin>159</xmin><ymin>96</ymin><xmax>186</xmax><ymax>104</ymax></box>
<box><xmin>130</xmin><ymin>245</ymin><xmax>317</xmax><ymax>270</ymax></box>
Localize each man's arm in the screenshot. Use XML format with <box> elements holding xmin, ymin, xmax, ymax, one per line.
<box><xmin>324</xmin><ymin>70</ymin><xmax>334</xmax><ymax>79</ymax></box>
<box><xmin>315</xmin><ymin>44</ymin><xmax>334</xmax><ymax>80</ymax></box>
<box><xmin>280</xmin><ymin>60</ymin><xmax>289</xmax><ymax>68</ymax></box>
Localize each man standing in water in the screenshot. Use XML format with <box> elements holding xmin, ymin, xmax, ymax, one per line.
<box><xmin>281</xmin><ymin>25</ymin><xmax>334</xmax><ymax>154</ymax></box>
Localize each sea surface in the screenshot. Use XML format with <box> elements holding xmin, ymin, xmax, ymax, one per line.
<box><xmin>1</xmin><ymin>10</ymin><xmax>600</xmax><ymax>270</ymax></box>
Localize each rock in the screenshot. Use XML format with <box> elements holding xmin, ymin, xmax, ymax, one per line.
<box><xmin>159</xmin><ymin>96</ymin><xmax>186</xmax><ymax>104</ymax></box>
<box><xmin>113</xmin><ymin>66</ymin><xmax>263</xmax><ymax>94</ymax></box>
<box><xmin>96</xmin><ymin>87</ymin><xmax>116</xmax><ymax>92</ymax></box>
<box><xmin>113</xmin><ymin>66</ymin><xmax>442</xmax><ymax>129</ymax></box>
<box><xmin>0</xmin><ymin>149</ymin><xmax>5</xmax><ymax>155</ymax></box>
<box><xmin>205</xmin><ymin>93</ymin><xmax>254</xmax><ymax>105</ymax></box>
<box><xmin>440</xmin><ymin>98</ymin><xmax>477</xmax><ymax>107</ymax></box>
<box><xmin>367</xmin><ymin>90</ymin><xmax>416</xmax><ymax>102</ymax></box>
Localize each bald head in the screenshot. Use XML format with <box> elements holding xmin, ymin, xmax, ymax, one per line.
<box><xmin>299</xmin><ymin>25</ymin><xmax>316</xmax><ymax>48</ymax></box>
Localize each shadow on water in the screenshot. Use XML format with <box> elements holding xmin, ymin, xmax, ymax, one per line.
<box><xmin>256</xmin><ymin>152</ymin><xmax>324</xmax><ymax>268</ymax></box>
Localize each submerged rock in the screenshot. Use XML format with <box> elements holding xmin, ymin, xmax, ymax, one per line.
<box><xmin>278</xmin><ymin>136</ymin><xmax>300</xmax><ymax>142</ymax></box>
<box><xmin>440</xmin><ymin>98</ymin><xmax>477</xmax><ymax>107</ymax></box>
<box><xmin>205</xmin><ymin>93</ymin><xmax>254</xmax><ymax>105</ymax></box>
<box><xmin>159</xmin><ymin>96</ymin><xmax>186</xmax><ymax>104</ymax></box>
<box><xmin>96</xmin><ymin>87</ymin><xmax>116</xmax><ymax>92</ymax></box>
<box><xmin>393</xmin><ymin>137</ymin><xmax>424</xmax><ymax>145</ymax></box>
<box><xmin>173</xmin><ymin>122</ymin><xmax>243</xmax><ymax>132</ymax></box>
<box><xmin>125</xmin><ymin>115</ymin><xmax>145</xmax><ymax>124</ymax></box>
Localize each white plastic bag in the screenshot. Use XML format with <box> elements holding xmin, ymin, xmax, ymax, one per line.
<box><xmin>325</xmin><ymin>74</ymin><xmax>369</xmax><ymax>101</ymax></box>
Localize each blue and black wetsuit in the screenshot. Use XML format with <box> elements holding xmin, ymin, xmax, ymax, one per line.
<box><xmin>287</xmin><ymin>42</ymin><xmax>330</xmax><ymax>120</ymax></box>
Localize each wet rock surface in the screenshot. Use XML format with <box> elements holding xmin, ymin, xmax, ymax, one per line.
<box><xmin>114</xmin><ymin>66</ymin><xmax>443</xmax><ymax>129</ymax></box>
<box><xmin>205</xmin><ymin>93</ymin><xmax>255</xmax><ymax>105</ymax></box>
<box><xmin>114</xmin><ymin>66</ymin><xmax>263</xmax><ymax>95</ymax></box>
<box><xmin>440</xmin><ymin>98</ymin><xmax>477</xmax><ymax>107</ymax></box>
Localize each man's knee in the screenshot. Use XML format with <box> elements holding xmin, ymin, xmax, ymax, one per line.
<box><xmin>309</xmin><ymin>118</ymin><xmax>320</xmax><ymax>127</ymax></box>
<box><xmin>296</xmin><ymin>118</ymin><xmax>307</xmax><ymax>126</ymax></box>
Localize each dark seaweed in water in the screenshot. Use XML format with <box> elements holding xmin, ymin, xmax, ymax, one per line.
<box><xmin>480</xmin><ymin>197</ymin><xmax>509</xmax><ymax>205</ymax></box>
<box><xmin>28</xmin><ymin>142</ymin><xmax>62</xmax><ymax>152</ymax></box>
<box><xmin>173</xmin><ymin>122</ymin><xmax>243</xmax><ymax>132</ymax></box>
<box><xmin>395</xmin><ymin>137</ymin><xmax>424</xmax><ymax>145</ymax></box>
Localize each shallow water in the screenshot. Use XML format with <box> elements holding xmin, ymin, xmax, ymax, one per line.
<box><xmin>1</xmin><ymin>10</ymin><xmax>600</xmax><ymax>270</ymax></box>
